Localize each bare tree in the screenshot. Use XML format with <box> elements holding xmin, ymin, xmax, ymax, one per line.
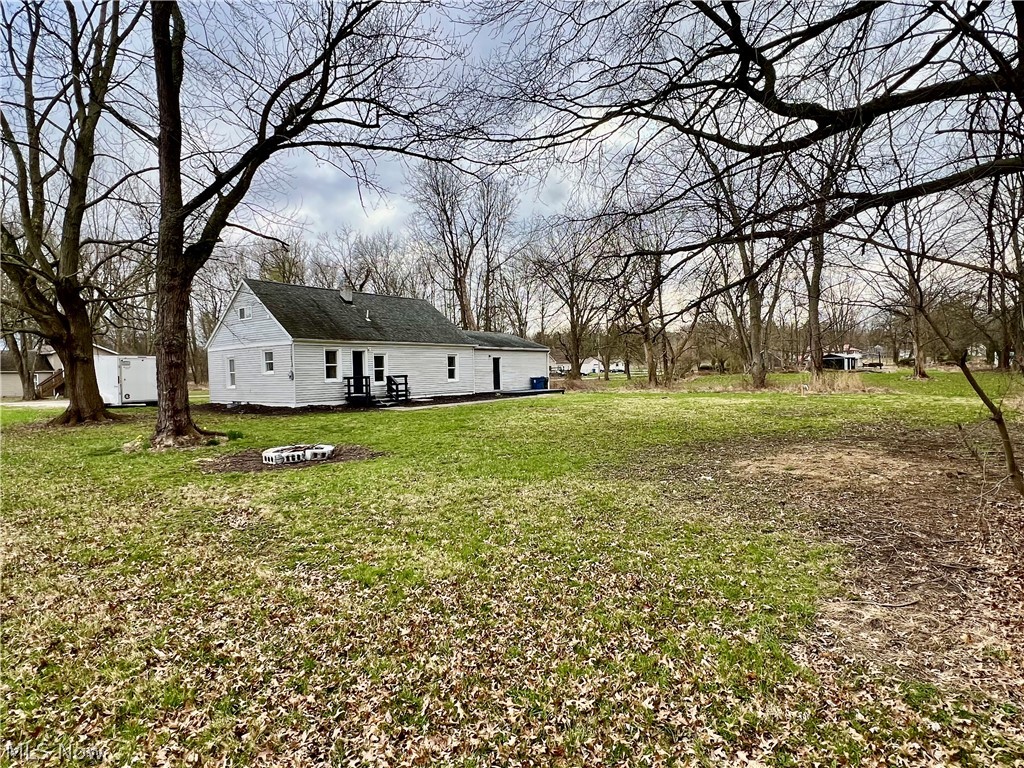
<box><xmin>409</xmin><ymin>163</ymin><xmax>517</xmax><ymax>330</ymax></box>
<box><xmin>1</xmin><ymin>1</ymin><xmax>148</xmax><ymax>423</ymax></box>
<box><xmin>532</xmin><ymin>217</ymin><xmax>609</xmax><ymax>378</ymax></box>
<box><xmin>148</xmin><ymin>1</ymin><xmax>460</xmax><ymax>445</ymax></box>
<box><xmin>871</xmin><ymin>197</ymin><xmax>1024</xmax><ymax>495</ymax></box>
<box><xmin>483</xmin><ymin>2</ymin><xmax>1024</xmax><ymax>308</ymax></box>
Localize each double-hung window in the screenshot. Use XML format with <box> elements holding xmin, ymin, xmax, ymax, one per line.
<box><xmin>447</xmin><ymin>354</ymin><xmax>458</xmax><ymax>381</ymax></box>
<box><xmin>324</xmin><ymin>350</ymin><xmax>338</xmax><ymax>380</ymax></box>
<box><xmin>263</xmin><ymin>351</ymin><xmax>274</xmax><ymax>374</ymax></box>
<box><xmin>372</xmin><ymin>354</ymin><xmax>386</xmax><ymax>383</ymax></box>
<box><xmin>227</xmin><ymin>357</ymin><xmax>236</xmax><ymax>388</ymax></box>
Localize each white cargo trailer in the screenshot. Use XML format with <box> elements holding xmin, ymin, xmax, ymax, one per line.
<box><xmin>94</xmin><ymin>355</ymin><xmax>158</xmax><ymax>406</ymax></box>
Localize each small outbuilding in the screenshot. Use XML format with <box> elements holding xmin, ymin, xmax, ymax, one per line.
<box><xmin>822</xmin><ymin>352</ymin><xmax>860</xmax><ymax>371</ymax></box>
<box><xmin>206</xmin><ymin>279</ymin><xmax>550</xmax><ymax>407</ymax></box>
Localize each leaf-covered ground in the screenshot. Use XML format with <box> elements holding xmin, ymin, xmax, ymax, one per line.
<box><xmin>2</xmin><ymin>374</ymin><xmax>1023</xmax><ymax>766</ymax></box>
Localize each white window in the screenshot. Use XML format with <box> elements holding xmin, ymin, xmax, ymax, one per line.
<box><xmin>373</xmin><ymin>353</ymin><xmax>386</xmax><ymax>383</ymax></box>
<box><xmin>447</xmin><ymin>354</ymin><xmax>458</xmax><ymax>381</ymax></box>
<box><xmin>324</xmin><ymin>349</ymin><xmax>338</xmax><ymax>380</ymax></box>
<box><xmin>238</xmin><ymin>306</ymin><xmax>250</xmax><ymax>320</ymax></box>
<box><xmin>227</xmin><ymin>357</ymin><xmax>236</xmax><ymax>388</ymax></box>
<box><xmin>263</xmin><ymin>350</ymin><xmax>274</xmax><ymax>374</ymax></box>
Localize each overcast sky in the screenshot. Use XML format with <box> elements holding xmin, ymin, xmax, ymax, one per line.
<box><xmin>268</xmin><ymin>151</ymin><xmax>577</xmax><ymax>240</ymax></box>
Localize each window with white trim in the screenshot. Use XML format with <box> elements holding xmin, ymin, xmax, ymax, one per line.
<box><xmin>324</xmin><ymin>349</ymin><xmax>338</xmax><ymax>379</ymax></box>
<box><xmin>447</xmin><ymin>354</ymin><xmax>458</xmax><ymax>381</ymax></box>
<box><xmin>373</xmin><ymin>353</ymin><xmax>386</xmax><ymax>383</ymax></box>
<box><xmin>263</xmin><ymin>350</ymin><xmax>274</xmax><ymax>374</ymax></box>
<box><xmin>227</xmin><ymin>357</ymin><xmax>236</xmax><ymax>388</ymax></box>
<box><xmin>238</xmin><ymin>306</ymin><xmax>250</xmax><ymax>320</ymax></box>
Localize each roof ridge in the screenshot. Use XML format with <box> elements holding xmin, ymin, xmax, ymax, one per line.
<box><xmin>244</xmin><ymin>277</ymin><xmax>426</xmax><ymax>303</ymax></box>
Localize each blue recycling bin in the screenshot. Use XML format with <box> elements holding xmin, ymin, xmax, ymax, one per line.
<box><xmin>530</xmin><ymin>376</ymin><xmax>548</xmax><ymax>390</ymax></box>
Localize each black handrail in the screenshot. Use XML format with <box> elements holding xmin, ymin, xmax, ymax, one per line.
<box><xmin>343</xmin><ymin>375</ymin><xmax>372</xmax><ymax>400</ymax></box>
<box><xmin>386</xmin><ymin>374</ymin><xmax>410</xmax><ymax>401</ymax></box>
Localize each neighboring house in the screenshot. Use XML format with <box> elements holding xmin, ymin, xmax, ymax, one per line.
<box><xmin>548</xmin><ymin>353</ymin><xmax>571</xmax><ymax>376</ymax></box>
<box><xmin>0</xmin><ymin>350</ymin><xmax>53</xmax><ymax>398</ymax></box>
<box><xmin>206</xmin><ymin>279</ymin><xmax>550</xmax><ymax>407</ymax></box>
<box><xmin>2</xmin><ymin>343</ymin><xmax>121</xmax><ymax>398</ymax></box>
<box><xmin>581</xmin><ymin>357</ymin><xmax>604</xmax><ymax>375</ymax></box>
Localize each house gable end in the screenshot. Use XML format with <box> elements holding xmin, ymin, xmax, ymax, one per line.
<box><xmin>207</xmin><ymin>282</ymin><xmax>293</xmax><ymax>350</ymax></box>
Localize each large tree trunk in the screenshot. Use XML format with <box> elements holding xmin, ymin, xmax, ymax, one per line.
<box><xmin>910</xmin><ymin>307</ymin><xmax>929</xmax><ymax>379</ymax></box>
<box><xmin>639</xmin><ymin>305</ymin><xmax>658</xmax><ymax>385</ymax></box>
<box><xmin>747</xmin><ymin>281</ymin><xmax>767</xmax><ymax>389</ymax></box>
<box><xmin>50</xmin><ymin>294</ymin><xmax>114</xmax><ymax>425</ymax></box>
<box><xmin>568</xmin><ymin>327</ymin><xmax>583</xmax><ymax>379</ymax></box>
<box><xmin>153</xmin><ymin>267</ymin><xmax>204</xmax><ymax>446</ymax></box>
<box><xmin>151</xmin><ymin>2</ymin><xmax>207</xmax><ymax>447</ymax></box>
<box><xmin>644</xmin><ymin>339</ymin><xmax>658</xmax><ymax>384</ymax></box>
<box><xmin>807</xmin><ymin>227</ymin><xmax>825</xmax><ymax>381</ymax></box>
<box><xmin>455</xmin><ymin>271</ymin><xmax>476</xmax><ymax>330</ymax></box>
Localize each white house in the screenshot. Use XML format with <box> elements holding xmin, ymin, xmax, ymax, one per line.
<box><xmin>580</xmin><ymin>357</ymin><xmax>604</xmax><ymax>375</ymax></box>
<box><xmin>206</xmin><ymin>279</ymin><xmax>550</xmax><ymax>407</ymax></box>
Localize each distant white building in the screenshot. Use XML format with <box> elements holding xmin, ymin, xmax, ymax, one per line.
<box><xmin>580</xmin><ymin>357</ymin><xmax>604</xmax><ymax>375</ymax></box>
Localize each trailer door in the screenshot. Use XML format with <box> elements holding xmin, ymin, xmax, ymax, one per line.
<box><xmin>118</xmin><ymin>357</ymin><xmax>157</xmax><ymax>404</ymax></box>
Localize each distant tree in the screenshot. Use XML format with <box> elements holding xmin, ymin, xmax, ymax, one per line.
<box><xmin>532</xmin><ymin>217</ymin><xmax>610</xmax><ymax>378</ymax></box>
<box><xmin>408</xmin><ymin>164</ymin><xmax>517</xmax><ymax>330</ymax></box>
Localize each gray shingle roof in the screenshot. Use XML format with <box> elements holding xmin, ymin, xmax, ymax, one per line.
<box><xmin>245</xmin><ymin>279</ymin><xmax>475</xmax><ymax>346</ymax></box>
<box><xmin>0</xmin><ymin>350</ymin><xmax>52</xmax><ymax>372</ymax></box>
<box><xmin>462</xmin><ymin>330</ymin><xmax>547</xmax><ymax>350</ymax></box>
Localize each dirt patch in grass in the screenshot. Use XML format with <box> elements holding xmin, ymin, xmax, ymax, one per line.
<box><xmin>733</xmin><ymin>445</ymin><xmax>921</xmax><ymax>489</ymax></box>
<box><xmin>197</xmin><ymin>445</ymin><xmax>383</xmax><ymax>473</ymax></box>
<box><xmin>731</xmin><ymin>427</ymin><xmax>1024</xmax><ymax>697</ymax></box>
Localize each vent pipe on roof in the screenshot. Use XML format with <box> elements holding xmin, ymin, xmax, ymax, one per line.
<box><xmin>365</xmin><ymin>309</ymin><xmax>371</xmax><ymax>322</ymax></box>
<box><xmin>339</xmin><ymin>283</ymin><xmax>353</xmax><ymax>303</ymax></box>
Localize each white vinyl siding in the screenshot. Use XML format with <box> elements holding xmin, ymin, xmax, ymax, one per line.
<box><xmin>473</xmin><ymin>349</ymin><xmax>548</xmax><ymax>392</ymax></box>
<box><xmin>208</xmin><ymin>285</ymin><xmax>290</xmax><ymax>350</ymax></box>
<box><xmin>294</xmin><ymin>344</ymin><xmax>347</xmax><ymax>404</ymax></box>
<box><xmin>292</xmin><ymin>342</ymin><xmax>475</xmax><ymax>404</ymax></box>
<box><xmin>208</xmin><ymin>284</ymin><xmax>292</xmax><ymax>405</ymax></box>
<box><xmin>209</xmin><ymin>343</ymin><xmax>295</xmax><ymax>406</ymax></box>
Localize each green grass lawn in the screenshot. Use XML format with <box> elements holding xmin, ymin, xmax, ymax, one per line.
<box><xmin>2</xmin><ymin>373</ymin><xmax>1022</xmax><ymax>765</ymax></box>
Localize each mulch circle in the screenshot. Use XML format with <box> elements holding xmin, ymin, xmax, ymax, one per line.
<box><xmin>198</xmin><ymin>445</ymin><xmax>384</xmax><ymax>473</ymax></box>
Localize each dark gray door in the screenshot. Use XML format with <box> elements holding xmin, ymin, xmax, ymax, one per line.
<box><xmin>492</xmin><ymin>357</ymin><xmax>501</xmax><ymax>390</ymax></box>
<box><xmin>352</xmin><ymin>351</ymin><xmax>365</xmax><ymax>393</ymax></box>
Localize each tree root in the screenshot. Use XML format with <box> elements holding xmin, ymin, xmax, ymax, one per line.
<box><xmin>150</xmin><ymin>421</ymin><xmax>227</xmax><ymax>449</ymax></box>
<box><xmin>47</xmin><ymin>407</ymin><xmax>125</xmax><ymax>426</ymax></box>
